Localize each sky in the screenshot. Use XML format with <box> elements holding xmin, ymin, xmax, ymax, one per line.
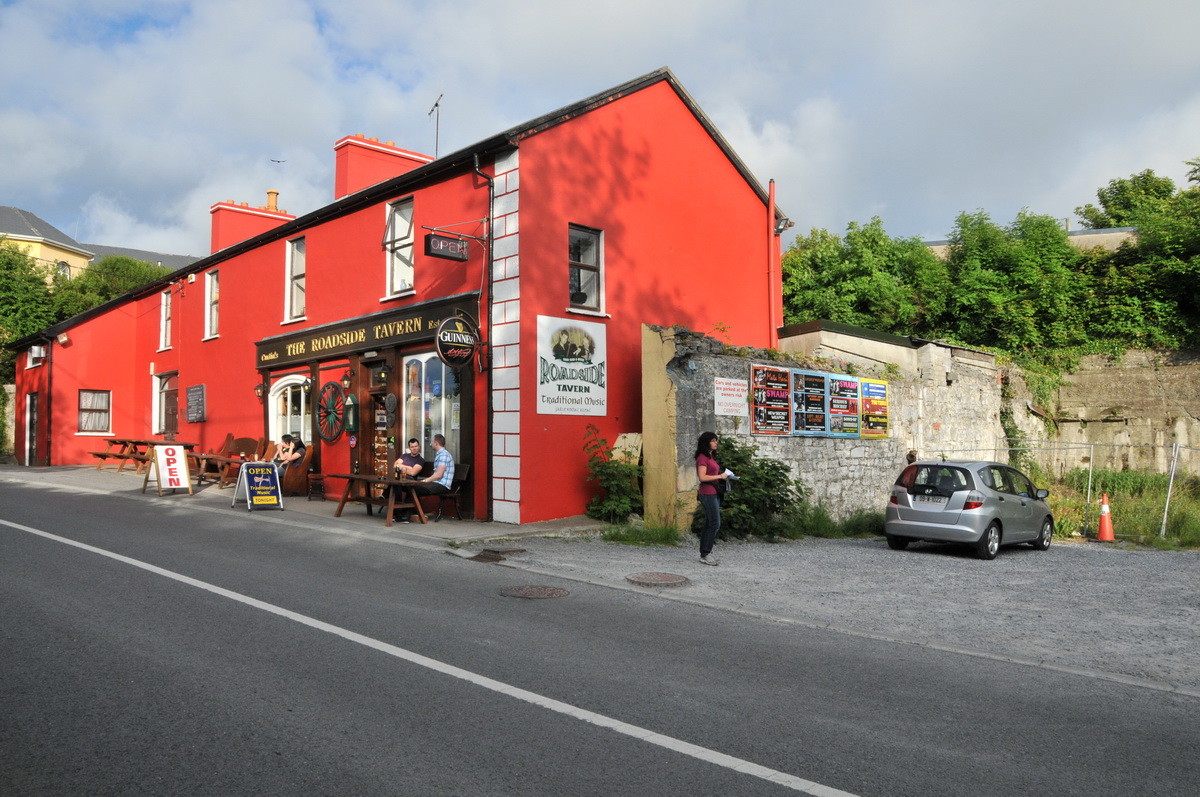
<box><xmin>2</xmin><ymin>0</ymin><xmax>1198</xmax><ymax>257</ymax></box>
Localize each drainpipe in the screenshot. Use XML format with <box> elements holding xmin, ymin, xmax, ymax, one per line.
<box><xmin>42</xmin><ymin>334</ymin><xmax>55</xmax><ymax>465</ymax></box>
<box><xmin>473</xmin><ymin>152</ymin><xmax>495</xmax><ymax>521</ymax></box>
<box><xmin>767</xmin><ymin>180</ymin><xmax>779</xmax><ymax>349</ymax></box>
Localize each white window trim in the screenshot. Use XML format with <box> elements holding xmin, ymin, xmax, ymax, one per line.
<box><xmin>383</xmin><ymin>198</ymin><xmax>416</xmax><ymax>299</ymax></box>
<box><xmin>266</xmin><ymin>374</ymin><xmax>312</xmax><ymax>445</ymax></box>
<box><xmin>151</xmin><ymin>371</ymin><xmax>178</xmax><ymax>435</ymax></box>
<box><xmin>285</xmin><ymin>237</ymin><xmax>307</xmax><ymax>323</ymax></box>
<box><xmin>203</xmin><ymin>270</ymin><xmax>219</xmax><ymax>340</ymax></box>
<box><xmin>158</xmin><ymin>290</ymin><xmax>172</xmax><ymax>351</ymax></box>
<box><xmin>77</xmin><ymin>389</ymin><xmax>113</xmax><ymax>435</ymax></box>
<box><xmin>568</xmin><ymin>224</ymin><xmax>605</xmax><ymax>314</ymax></box>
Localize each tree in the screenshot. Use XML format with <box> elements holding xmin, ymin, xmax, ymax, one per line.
<box><xmin>51</xmin><ymin>255</ymin><xmax>173</xmax><ymax>320</ymax></box>
<box><xmin>1075</xmin><ymin>169</ymin><xmax>1176</xmax><ymax>230</ymax></box>
<box><xmin>781</xmin><ymin>218</ymin><xmax>947</xmax><ymax>336</ymax></box>
<box><xmin>0</xmin><ymin>243</ymin><xmax>55</xmax><ymax>382</ymax></box>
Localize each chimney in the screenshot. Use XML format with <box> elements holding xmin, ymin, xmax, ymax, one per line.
<box><xmin>209</xmin><ymin>190</ymin><xmax>295</xmax><ymax>253</ymax></box>
<box><xmin>333</xmin><ymin>135</ymin><xmax>434</xmax><ymax>199</ymax></box>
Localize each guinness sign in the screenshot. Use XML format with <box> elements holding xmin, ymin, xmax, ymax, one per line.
<box><xmin>435</xmin><ymin>315</ymin><xmax>480</xmax><ymax>369</ymax></box>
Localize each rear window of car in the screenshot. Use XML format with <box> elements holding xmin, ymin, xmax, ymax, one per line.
<box><xmin>899</xmin><ymin>465</ymin><xmax>971</xmax><ymax>494</ymax></box>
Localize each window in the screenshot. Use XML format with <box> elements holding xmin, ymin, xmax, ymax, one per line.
<box><xmin>385</xmin><ymin>199</ymin><xmax>415</xmax><ymax>296</ymax></box>
<box><xmin>155</xmin><ymin>373</ymin><xmax>178</xmax><ymax>436</ymax></box>
<box><xmin>204</xmin><ymin>270</ymin><xmax>219</xmax><ymax>338</ymax></box>
<box><xmin>267</xmin><ymin>377</ymin><xmax>312</xmax><ymax>445</ymax></box>
<box><xmin>159</xmin><ymin>289</ymin><xmax>172</xmax><ymax>350</ymax></box>
<box><xmin>286</xmin><ymin>237</ymin><xmax>306</xmax><ymax>321</ymax></box>
<box><xmin>402</xmin><ymin>353</ymin><xmax>461</xmax><ymax>460</ymax></box>
<box><xmin>78</xmin><ymin>390</ymin><xmax>111</xmax><ymax>433</ymax></box>
<box><xmin>25</xmin><ymin>345</ymin><xmax>46</xmax><ymax>368</ymax></box>
<box><xmin>568</xmin><ymin>225</ymin><xmax>602</xmax><ymax>311</ymax></box>
<box><xmin>56</xmin><ymin>261</ymin><xmax>71</xmax><ymax>279</ymax></box>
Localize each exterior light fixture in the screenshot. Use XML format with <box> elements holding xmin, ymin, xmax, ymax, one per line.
<box><xmin>253</xmin><ymin>382</ymin><xmax>267</xmax><ymax>399</ymax></box>
<box><xmin>774</xmin><ymin>216</ymin><xmax>795</xmax><ymax>235</ymax></box>
<box><xmin>341</xmin><ymin>370</ymin><xmax>354</xmax><ymax>390</ymax></box>
<box><xmin>377</xmin><ymin>364</ymin><xmax>391</xmax><ymax>383</ymax></box>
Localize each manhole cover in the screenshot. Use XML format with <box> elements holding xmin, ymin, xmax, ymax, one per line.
<box><xmin>499</xmin><ymin>586</ymin><xmax>570</xmax><ymax>599</ymax></box>
<box><xmin>625</xmin><ymin>572</ymin><xmax>690</xmax><ymax>588</ymax></box>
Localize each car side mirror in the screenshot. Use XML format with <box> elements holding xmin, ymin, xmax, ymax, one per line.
<box><xmin>1035</xmin><ymin>488</ymin><xmax>1049</xmax><ymax>499</ymax></box>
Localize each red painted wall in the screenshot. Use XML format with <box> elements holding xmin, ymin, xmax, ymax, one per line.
<box><xmin>514</xmin><ymin>80</ymin><xmax>773</xmax><ymax>522</ymax></box>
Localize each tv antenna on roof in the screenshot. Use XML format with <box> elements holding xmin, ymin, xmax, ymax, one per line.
<box><xmin>428</xmin><ymin>93</ymin><xmax>443</xmax><ymax>158</ymax></box>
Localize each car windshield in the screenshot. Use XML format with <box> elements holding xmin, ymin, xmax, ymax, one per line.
<box><xmin>900</xmin><ymin>464</ymin><xmax>970</xmax><ymax>494</ymax></box>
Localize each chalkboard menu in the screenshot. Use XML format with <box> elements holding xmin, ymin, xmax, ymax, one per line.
<box><xmin>750</xmin><ymin>365</ymin><xmax>791</xmax><ymax>434</ymax></box>
<box><xmin>186</xmin><ymin>384</ymin><xmax>206</xmax><ymax>423</ymax></box>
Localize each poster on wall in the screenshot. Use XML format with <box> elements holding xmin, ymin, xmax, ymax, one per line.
<box><xmin>714</xmin><ymin>377</ymin><xmax>749</xmax><ymax>416</ymax></box>
<box><xmin>536</xmin><ymin>316</ymin><xmax>608</xmax><ymax>416</ymax></box>
<box><xmin>827</xmin><ymin>376</ymin><xmax>861</xmax><ymax>437</ymax></box>
<box><xmin>860</xmin><ymin>378</ymin><xmax>890</xmax><ymax>438</ymax></box>
<box><xmin>792</xmin><ymin>370</ymin><xmax>829</xmax><ymax>435</ymax></box>
<box><xmin>750</xmin><ymin>365</ymin><xmax>791</xmax><ymax>434</ymax></box>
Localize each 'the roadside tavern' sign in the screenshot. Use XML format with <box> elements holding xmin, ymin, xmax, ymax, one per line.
<box><xmin>143</xmin><ymin>444</ymin><xmax>194</xmax><ymax>495</ymax></box>
<box><xmin>233</xmin><ymin>462</ymin><xmax>284</xmax><ymax>511</ymax></box>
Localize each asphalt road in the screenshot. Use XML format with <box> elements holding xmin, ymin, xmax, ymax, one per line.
<box><xmin>2</xmin><ymin>480</ymin><xmax>1197</xmax><ymax>796</ymax></box>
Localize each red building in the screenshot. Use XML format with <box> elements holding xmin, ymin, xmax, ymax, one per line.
<box><xmin>11</xmin><ymin>68</ymin><xmax>788</xmax><ymax>524</ymax></box>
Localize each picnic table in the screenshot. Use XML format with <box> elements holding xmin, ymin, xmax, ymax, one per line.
<box><xmin>327</xmin><ymin>473</ymin><xmax>429</xmax><ymax>526</ymax></box>
<box><xmin>91</xmin><ymin>438</ymin><xmax>198</xmax><ymax>474</ymax></box>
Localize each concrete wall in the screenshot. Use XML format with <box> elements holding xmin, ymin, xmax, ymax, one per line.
<box><xmin>1051</xmin><ymin>350</ymin><xmax>1200</xmax><ymax>474</ymax></box>
<box><xmin>642</xmin><ymin>324</ymin><xmax>1011</xmax><ymax>525</ymax></box>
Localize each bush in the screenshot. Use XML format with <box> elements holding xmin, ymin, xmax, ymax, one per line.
<box><xmin>690</xmin><ymin>437</ymin><xmax>808</xmax><ymax>539</ymax></box>
<box><xmin>583</xmin><ymin>424</ymin><xmax>643</xmax><ymax>523</ymax></box>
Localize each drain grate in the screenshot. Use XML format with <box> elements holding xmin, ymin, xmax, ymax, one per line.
<box><xmin>625</xmin><ymin>572</ymin><xmax>690</xmax><ymax>588</ymax></box>
<box><xmin>499</xmin><ymin>585</ymin><xmax>570</xmax><ymax>599</ymax></box>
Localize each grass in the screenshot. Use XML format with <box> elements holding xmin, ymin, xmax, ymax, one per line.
<box><xmin>1047</xmin><ymin>468</ymin><xmax>1200</xmax><ymax>549</ymax></box>
<box><xmin>601</xmin><ymin>523</ymin><xmax>683</xmax><ymax>546</ymax></box>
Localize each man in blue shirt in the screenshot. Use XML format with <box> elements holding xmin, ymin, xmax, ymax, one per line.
<box><xmin>401</xmin><ymin>434</ymin><xmax>454</xmax><ymax>521</ymax></box>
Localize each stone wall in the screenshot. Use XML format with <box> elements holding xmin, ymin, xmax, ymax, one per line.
<box><xmin>1051</xmin><ymin>350</ymin><xmax>1200</xmax><ymax>474</ymax></box>
<box><xmin>641</xmin><ymin>324</ymin><xmax>1013</xmax><ymax>525</ymax></box>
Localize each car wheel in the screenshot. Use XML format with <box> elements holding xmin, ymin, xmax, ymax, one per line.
<box><xmin>886</xmin><ymin>534</ymin><xmax>910</xmax><ymax>550</ymax></box>
<box><xmin>975</xmin><ymin>522</ymin><xmax>1001</xmax><ymax>560</ymax></box>
<box><xmin>1031</xmin><ymin>518</ymin><xmax>1053</xmax><ymax>550</ymax></box>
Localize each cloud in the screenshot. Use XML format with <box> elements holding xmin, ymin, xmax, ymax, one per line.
<box><xmin>2</xmin><ymin>0</ymin><xmax>1200</xmax><ymax>254</ymax></box>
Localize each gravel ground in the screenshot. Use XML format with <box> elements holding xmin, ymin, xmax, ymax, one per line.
<box><xmin>463</xmin><ymin>534</ymin><xmax>1200</xmax><ymax>694</ymax></box>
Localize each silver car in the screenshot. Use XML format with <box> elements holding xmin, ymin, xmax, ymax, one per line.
<box><xmin>884</xmin><ymin>460</ymin><xmax>1054</xmax><ymax>560</ymax></box>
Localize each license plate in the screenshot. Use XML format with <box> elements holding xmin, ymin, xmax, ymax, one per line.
<box><xmin>914</xmin><ymin>495</ymin><xmax>947</xmax><ymax>505</ymax></box>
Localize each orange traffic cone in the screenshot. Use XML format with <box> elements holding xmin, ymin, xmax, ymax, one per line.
<box><xmin>1096</xmin><ymin>493</ymin><xmax>1116</xmax><ymax>542</ymax></box>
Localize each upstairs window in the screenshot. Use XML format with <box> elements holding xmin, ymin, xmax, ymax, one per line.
<box><xmin>78</xmin><ymin>389</ymin><xmax>112</xmax><ymax>434</ymax></box>
<box><xmin>159</xmin><ymin>289</ymin><xmax>172</xmax><ymax>350</ymax></box>
<box><xmin>286</xmin><ymin>237</ymin><xmax>306</xmax><ymax>321</ymax></box>
<box><xmin>385</xmin><ymin>198</ymin><xmax>415</xmax><ymax>296</ymax></box>
<box><xmin>568</xmin><ymin>225</ymin><xmax>603</xmax><ymax>311</ymax></box>
<box><xmin>204</xmin><ymin>270</ymin><xmax>220</xmax><ymax>338</ymax></box>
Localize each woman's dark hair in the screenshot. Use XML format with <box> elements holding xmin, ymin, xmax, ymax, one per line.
<box><xmin>694</xmin><ymin>431</ymin><xmax>718</xmax><ymax>460</ymax></box>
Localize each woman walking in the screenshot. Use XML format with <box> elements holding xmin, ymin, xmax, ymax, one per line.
<box><xmin>695</xmin><ymin>431</ymin><xmax>729</xmax><ymax>565</ymax></box>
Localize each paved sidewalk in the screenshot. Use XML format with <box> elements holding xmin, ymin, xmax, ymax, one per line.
<box><xmin>0</xmin><ymin>464</ymin><xmax>605</xmax><ymax>546</ymax></box>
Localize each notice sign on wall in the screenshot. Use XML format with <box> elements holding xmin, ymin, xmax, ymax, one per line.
<box><xmin>860</xmin><ymin>378</ymin><xmax>890</xmax><ymax>438</ymax></box>
<box><xmin>792</xmin><ymin>370</ymin><xmax>829</xmax><ymax>435</ymax></box>
<box><xmin>750</xmin><ymin>365</ymin><xmax>791</xmax><ymax>434</ymax></box>
<box><xmin>186</xmin><ymin>384</ymin><xmax>206</xmax><ymax>423</ymax></box>
<box><xmin>714</xmin><ymin>377</ymin><xmax>749</xmax><ymax>416</ymax></box>
<box><xmin>827</xmin><ymin>377</ymin><xmax>861</xmax><ymax>437</ymax></box>
<box><xmin>536</xmin><ymin>316</ymin><xmax>607</xmax><ymax>416</ymax></box>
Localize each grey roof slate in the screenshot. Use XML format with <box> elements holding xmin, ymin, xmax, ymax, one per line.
<box><xmin>0</xmin><ymin>205</ymin><xmax>82</xmax><ymax>247</ymax></box>
<box><xmin>82</xmin><ymin>243</ymin><xmax>201</xmax><ymax>271</ymax></box>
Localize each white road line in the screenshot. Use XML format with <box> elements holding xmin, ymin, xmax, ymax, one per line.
<box><xmin>2</xmin><ymin>519</ymin><xmax>856</xmax><ymax>797</ymax></box>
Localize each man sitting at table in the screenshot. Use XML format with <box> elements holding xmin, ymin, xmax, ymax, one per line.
<box><xmin>396</xmin><ymin>434</ymin><xmax>454</xmax><ymax>521</ymax></box>
<box><xmin>393</xmin><ymin>438</ymin><xmax>425</xmax><ymax>478</ymax></box>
